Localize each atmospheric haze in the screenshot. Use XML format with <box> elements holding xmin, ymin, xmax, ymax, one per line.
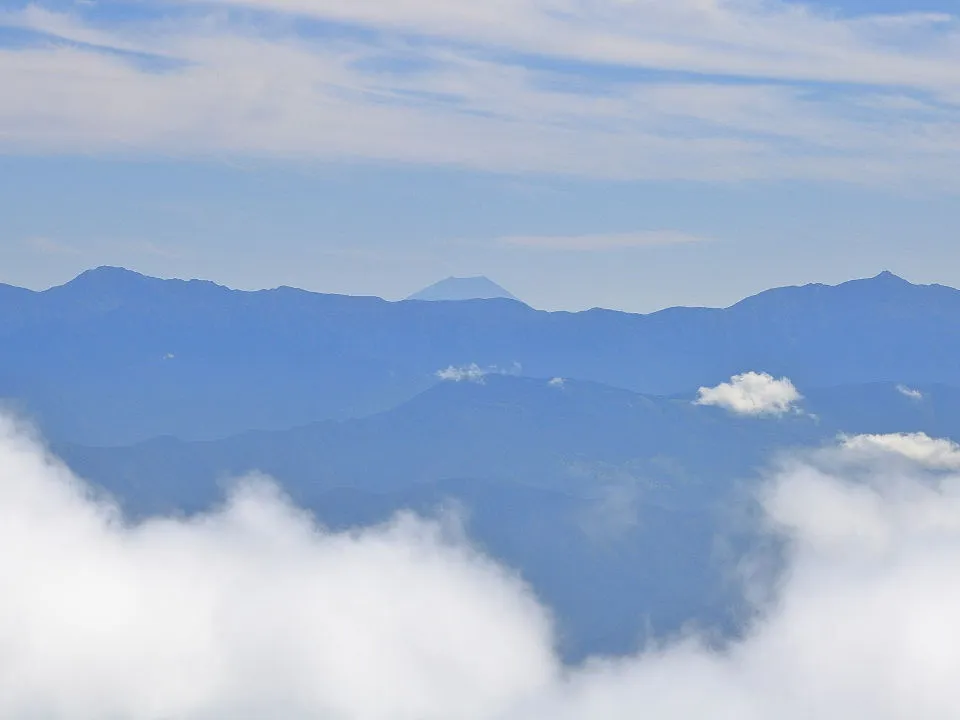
<box><xmin>3</xmin><ymin>412</ymin><xmax>960</xmax><ymax>719</ymax></box>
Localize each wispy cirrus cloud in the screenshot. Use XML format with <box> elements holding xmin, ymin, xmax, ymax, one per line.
<box><xmin>171</xmin><ymin>0</ymin><xmax>960</xmax><ymax>93</ymax></box>
<box><xmin>0</xmin><ymin>1</ymin><xmax>958</xmax><ymax>184</ymax></box>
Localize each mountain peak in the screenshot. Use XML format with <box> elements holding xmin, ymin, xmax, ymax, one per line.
<box><xmin>55</xmin><ymin>267</ymin><xmax>229</xmax><ymax>294</ymax></box>
<box><xmin>407</xmin><ymin>276</ymin><xmax>521</xmax><ymax>303</ymax></box>
<box><xmin>869</xmin><ymin>270</ymin><xmax>909</xmax><ymax>284</ymax></box>
<box><xmin>70</xmin><ymin>266</ymin><xmax>147</xmax><ymax>283</ymax></box>
<box><xmin>46</xmin><ymin>266</ymin><xmax>153</xmax><ymax>294</ymax></box>
<box><xmin>40</xmin><ymin>267</ymin><xmax>169</xmax><ymax>306</ymax></box>
<box><xmin>836</xmin><ymin>270</ymin><xmax>917</xmax><ymax>294</ymax></box>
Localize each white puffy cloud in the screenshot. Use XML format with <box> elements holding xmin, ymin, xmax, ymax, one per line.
<box><xmin>695</xmin><ymin>372</ymin><xmax>803</xmax><ymax>416</ymax></box>
<box><xmin>840</xmin><ymin>432</ymin><xmax>960</xmax><ymax>470</ymax></box>
<box><xmin>6</xmin><ymin>415</ymin><xmax>960</xmax><ymax>718</ymax></box>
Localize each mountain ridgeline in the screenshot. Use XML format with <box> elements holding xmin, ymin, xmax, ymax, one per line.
<box><xmin>1</xmin><ymin>267</ymin><xmax>957</xmax><ymax>445</ymax></box>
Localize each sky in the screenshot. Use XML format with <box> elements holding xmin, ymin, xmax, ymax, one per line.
<box><xmin>1</xmin><ymin>0</ymin><xmax>959</xmax><ymax>312</ymax></box>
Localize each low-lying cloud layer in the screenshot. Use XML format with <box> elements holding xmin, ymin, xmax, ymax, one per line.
<box><xmin>696</xmin><ymin>371</ymin><xmax>803</xmax><ymax>416</ymax></box>
<box><xmin>3</xmin><ymin>414</ymin><xmax>960</xmax><ymax>718</ymax></box>
<box><xmin>0</xmin><ymin>416</ymin><xmax>554</xmax><ymax>720</ymax></box>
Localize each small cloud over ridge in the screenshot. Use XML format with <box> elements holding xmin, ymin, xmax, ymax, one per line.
<box><xmin>695</xmin><ymin>372</ymin><xmax>803</xmax><ymax>416</ymax></box>
<box><xmin>436</xmin><ymin>364</ymin><xmax>488</xmax><ymax>383</ymax></box>
<box><xmin>435</xmin><ymin>362</ymin><xmax>523</xmax><ymax>383</ymax></box>
<box><xmin>896</xmin><ymin>385</ymin><xmax>924</xmax><ymax>400</ymax></box>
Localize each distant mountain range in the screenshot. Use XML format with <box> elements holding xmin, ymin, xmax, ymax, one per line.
<box><xmin>7</xmin><ymin>265</ymin><xmax>960</xmax><ymax>662</ymax></box>
<box><xmin>63</xmin><ymin>373</ymin><xmax>960</xmax><ymax>516</ymax></box>
<box><xmin>407</xmin><ymin>276</ymin><xmax>521</xmax><ymax>302</ymax></box>
<box><xmin>2</xmin><ymin>267</ymin><xmax>959</xmax><ymax>445</ymax></box>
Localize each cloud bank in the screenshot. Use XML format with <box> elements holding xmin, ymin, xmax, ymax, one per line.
<box><xmin>4</xmin><ymin>416</ymin><xmax>960</xmax><ymax>718</ymax></box>
<box><xmin>696</xmin><ymin>371</ymin><xmax>803</xmax><ymax>416</ymax></box>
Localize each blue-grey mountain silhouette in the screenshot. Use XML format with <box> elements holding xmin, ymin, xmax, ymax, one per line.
<box><xmin>407</xmin><ymin>276</ymin><xmax>521</xmax><ymax>302</ymax></box>
<box><xmin>10</xmin><ymin>265</ymin><xmax>960</xmax><ymax>663</ymax></box>
<box><xmin>2</xmin><ymin>267</ymin><xmax>960</xmax><ymax>445</ymax></box>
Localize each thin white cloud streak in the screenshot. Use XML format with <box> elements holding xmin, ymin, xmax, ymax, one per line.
<box><xmin>5</xmin><ymin>417</ymin><xmax>960</xmax><ymax>717</ymax></box>
<box><xmin>696</xmin><ymin>372</ymin><xmax>803</xmax><ymax>416</ymax></box>
<box><xmin>0</xmin><ymin>2</ymin><xmax>959</xmax><ymax>183</ymax></box>
<box><xmin>499</xmin><ymin>231</ymin><xmax>709</xmax><ymax>251</ymax></box>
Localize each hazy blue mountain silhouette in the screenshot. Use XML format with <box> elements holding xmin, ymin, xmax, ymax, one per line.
<box><xmin>407</xmin><ymin>276</ymin><xmax>521</xmax><ymax>302</ymax></box>
<box><xmin>59</xmin><ymin>375</ymin><xmax>960</xmax><ymax>661</ymax></box>
<box><xmin>13</xmin><ymin>267</ymin><xmax>960</xmax><ymax>662</ymax></box>
<box><xmin>61</xmin><ymin>374</ymin><xmax>824</xmax><ymax>510</ymax></box>
<box><xmin>4</xmin><ymin>266</ymin><xmax>960</xmax><ymax>445</ymax></box>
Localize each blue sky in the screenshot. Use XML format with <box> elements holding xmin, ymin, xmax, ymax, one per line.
<box><xmin>1</xmin><ymin>0</ymin><xmax>958</xmax><ymax>311</ymax></box>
